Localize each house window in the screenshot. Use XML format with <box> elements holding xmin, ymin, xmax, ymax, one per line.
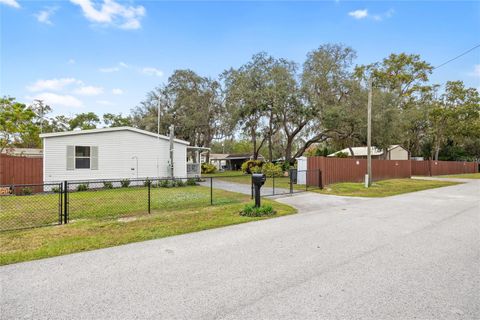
<box><xmin>75</xmin><ymin>146</ymin><xmax>91</xmax><ymax>169</ymax></box>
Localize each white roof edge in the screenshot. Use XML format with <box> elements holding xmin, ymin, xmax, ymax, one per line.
<box><xmin>327</xmin><ymin>145</ymin><xmax>406</xmax><ymax>157</ymax></box>
<box><xmin>388</xmin><ymin>144</ymin><xmax>404</xmax><ymax>151</ymax></box>
<box><xmin>39</xmin><ymin>126</ymin><xmax>190</xmax><ymax>145</ymax></box>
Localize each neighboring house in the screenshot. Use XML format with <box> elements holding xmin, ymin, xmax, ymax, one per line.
<box><xmin>202</xmin><ymin>153</ymin><xmax>265</xmax><ymax>171</ymax></box>
<box><xmin>1</xmin><ymin>148</ymin><xmax>43</xmax><ymax>158</ymax></box>
<box><xmin>205</xmin><ymin>153</ymin><xmax>229</xmax><ymax>171</ymax></box>
<box><xmin>40</xmin><ymin>127</ymin><xmax>191</xmax><ymax>183</ymax></box>
<box><xmin>328</xmin><ymin>145</ymin><xmax>409</xmax><ymax>160</ymax></box>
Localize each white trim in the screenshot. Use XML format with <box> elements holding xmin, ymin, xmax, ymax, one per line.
<box><xmin>387</xmin><ymin>145</ymin><xmax>407</xmax><ymax>152</ymax></box>
<box><xmin>43</xmin><ymin>138</ymin><xmax>46</xmax><ymax>183</ymax></box>
<box><xmin>39</xmin><ymin>126</ymin><xmax>190</xmax><ymax>146</ymax></box>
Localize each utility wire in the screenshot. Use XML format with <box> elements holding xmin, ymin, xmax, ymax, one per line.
<box><xmin>434</xmin><ymin>44</ymin><xmax>480</xmax><ymax>70</ymax></box>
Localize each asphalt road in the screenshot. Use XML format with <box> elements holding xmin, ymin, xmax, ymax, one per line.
<box><xmin>1</xmin><ymin>179</ymin><xmax>479</xmax><ymax>319</ymax></box>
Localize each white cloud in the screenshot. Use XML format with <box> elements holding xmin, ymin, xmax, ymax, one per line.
<box><xmin>74</xmin><ymin>85</ymin><xmax>104</xmax><ymax>96</ymax></box>
<box><xmin>141</xmin><ymin>67</ymin><xmax>163</xmax><ymax>77</ymax></box>
<box><xmin>35</xmin><ymin>7</ymin><xmax>58</xmax><ymax>25</ymax></box>
<box><xmin>68</xmin><ymin>58</ymin><xmax>76</xmax><ymax>64</ymax></box>
<box><xmin>99</xmin><ymin>62</ymin><xmax>163</xmax><ymax>78</ymax></box>
<box><xmin>0</xmin><ymin>0</ymin><xmax>20</xmax><ymax>9</ymax></box>
<box><xmin>348</xmin><ymin>9</ymin><xmax>368</xmax><ymax>19</ymax></box>
<box><xmin>27</xmin><ymin>93</ymin><xmax>83</xmax><ymax>108</ymax></box>
<box><xmin>112</xmin><ymin>88</ymin><xmax>123</xmax><ymax>95</ymax></box>
<box><xmin>96</xmin><ymin>100</ymin><xmax>114</xmax><ymax>106</ymax></box>
<box><xmin>372</xmin><ymin>9</ymin><xmax>394</xmax><ymax>21</ymax></box>
<box><xmin>99</xmin><ymin>62</ymin><xmax>129</xmax><ymax>73</ymax></box>
<box><xmin>469</xmin><ymin>64</ymin><xmax>480</xmax><ymax>78</ymax></box>
<box><xmin>27</xmin><ymin>78</ymin><xmax>82</xmax><ymax>92</ymax></box>
<box><xmin>70</xmin><ymin>0</ymin><xmax>146</xmax><ymax>30</ymax></box>
<box><xmin>349</xmin><ymin>8</ymin><xmax>394</xmax><ymax>21</ymax></box>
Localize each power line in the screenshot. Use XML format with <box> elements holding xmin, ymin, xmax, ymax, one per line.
<box><xmin>434</xmin><ymin>44</ymin><xmax>480</xmax><ymax>70</ymax></box>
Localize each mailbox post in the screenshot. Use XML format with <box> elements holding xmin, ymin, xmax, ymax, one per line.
<box><xmin>252</xmin><ymin>173</ymin><xmax>266</xmax><ymax>207</ymax></box>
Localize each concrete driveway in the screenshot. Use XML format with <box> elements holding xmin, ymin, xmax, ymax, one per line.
<box><xmin>1</xmin><ymin>179</ymin><xmax>479</xmax><ymax>319</ymax></box>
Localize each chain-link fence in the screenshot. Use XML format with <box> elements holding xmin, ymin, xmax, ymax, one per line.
<box><xmin>0</xmin><ymin>183</ymin><xmax>63</xmax><ymax>231</ymax></box>
<box><xmin>0</xmin><ymin>170</ymin><xmax>322</xmax><ymax>232</ymax></box>
<box><xmin>66</xmin><ymin>179</ymin><xmax>150</xmax><ymax>222</ymax></box>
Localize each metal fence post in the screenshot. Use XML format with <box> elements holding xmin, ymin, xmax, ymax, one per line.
<box><xmin>147</xmin><ymin>180</ymin><xmax>151</xmax><ymax>213</ymax></box>
<box><xmin>63</xmin><ymin>180</ymin><xmax>68</xmax><ymax>224</ymax></box>
<box><xmin>289</xmin><ymin>169</ymin><xmax>293</xmax><ymax>194</ymax></box>
<box><xmin>272</xmin><ymin>174</ymin><xmax>275</xmax><ymax>195</ymax></box>
<box><xmin>306</xmin><ymin>171</ymin><xmax>308</xmax><ymax>192</ymax></box>
<box><xmin>319</xmin><ymin>170</ymin><xmax>323</xmax><ymax>189</ymax></box>
<box><xmin>251</xmin><ymin>176</ymin><xmax>254</xmax><ymax>199</ymax></box>
<box><xmin>210</xmin><ymin>177</ymin><xmax>213</xmax><ymax>205</ymax></box>
<box><xmin>59</xmin><ymin>183</ymin><xmax>63</xmax><ymax>225</ymax></box>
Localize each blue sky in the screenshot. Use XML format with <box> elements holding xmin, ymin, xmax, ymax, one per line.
<box><xmin>1</xmin><ymin>0</ymin><xmax>479</xmax><ymax>117</ymax></box>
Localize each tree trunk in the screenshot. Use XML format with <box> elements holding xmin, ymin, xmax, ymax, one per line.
<box><xmin>252</xmin><ymin>127</ymin><xmax>257</xmax><ymax>160</ymax></box>
<box><xmin>267</xmin><ymin>111</ymin><xmax>274</xmax><ymax>162</ymax></box>
<box><xmin>268</xmin><ymin>137</ymin><xmax>273</xmax><ymax>162</ymax></box>
<box><xmin>434</xmin><ymin>146</ymin><xmax>440</xmax><ymax>161</ymax></box>
<box><xmin>285</xmin><ymin>137</ymin><xmax>294</xmax><ymax>165</ymax></box>
<box><xmin>432</xmin><ymin>134</ymin><xmax>441</xmax><ymax>161</ymax></box>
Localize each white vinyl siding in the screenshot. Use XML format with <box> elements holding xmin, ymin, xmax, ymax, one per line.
<box><xmin>43</xmin><ymin>130</ymin><xmax>187</xmax><ymax>182</ymax></box>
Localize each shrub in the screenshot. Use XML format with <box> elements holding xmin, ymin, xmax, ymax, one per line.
<box><xmin>186</xmin><ymin>178</ymin><xmax>198</xmax><ymax>186</ymax></box>
<box><xmin>51</xmin><ymin>186</ymin><xmax>60</xmax><ymax>193</ymax></box>
<box><xmin>159</xmin><ymin>179</ymin><xmax>172</xmax><ymax>188</ymax></box>
<box><xmin>175</xmin><ymin>179</ymin><xmax>185</xmax><ymax>187</ymax></box>
<box><xmin>335</xmin><ymin>151</ymin><xmax>349</xmax><ymax>158</ymax></box>
<box><xmin>143</xmin><ymin>179</ymin><xmax>151</xmax><ymax>187</ymax></box>
<box><xmin>22</xmin><ymin>187</ymin><xmax>33</xmax><ymax>195</ymax></box>
<box><xmin>240</xmin><ymin>204</ymin><xmax>276</xmax><ymax>217</ymax></box>
<box><xmin>201</xmin><ymin>163</ymin><xmax>217</xmax><ymax>174</ymax></box>
<box><xmin>76</xmin><ymin>184</ymin><xmax>88</xmax><ymax>192</ymax></box>
<box><xmin>262</xmin><ymin>162</ymin><xmax>283</xmax><ymax>177</ymax></box>
<box><xmin>241</xmin><ymin>160</ymin><xmax>264</xmax><ymax>174</ymax></box>
<box><xmin>305</xmin><ymin>145</ymin><xmax>335</xmax><ymax>157</ymax></box>
<box><xmin>120</xmin><ymin>179</ymin><xmax>130</xmax><ymax>188</ymax></box>
<box><xmin>281</xmin><ymin>161</ymin><xmax>292</xmax><ymax>172</ymax></box>
<box><xmin>103</xmin><ymin>181</ymin><xmax>113</xmax><ymax>189</ymax></box>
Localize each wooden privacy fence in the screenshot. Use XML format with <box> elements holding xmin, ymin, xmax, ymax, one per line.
<box><xmin>0</xmin><ymin>154</ymin><xmax>43</xmax><ymax>186</ymax></box>
<box><xmin>411</xmin><ymin>160</ymin><xmax>478</xmax><ymax>176</ymax></box>
<box><xmin>306</xmin><ymin>157</ymin><xmax>478</xmax><ymax>186</ymax></box>
<box><xmin>306</xmin><ymin>157</ymin><xmax>411</xmax><ymax>187</ymax></box>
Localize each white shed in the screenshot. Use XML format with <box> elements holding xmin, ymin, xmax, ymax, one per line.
<box><xmin>40</xmin><ymin>127</ymin><xmax>189</xmax><ymax>183</ymax></box>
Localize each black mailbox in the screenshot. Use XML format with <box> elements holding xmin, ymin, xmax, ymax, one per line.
<box><xmin>251</xmin><ymin>173</ymin><xmax>266</xmax><ymax>207</ymax></box>
<box><xmin>252</xmin><ymin>173</ymin><xmax>266</xmax><ymax>187</ymax></box>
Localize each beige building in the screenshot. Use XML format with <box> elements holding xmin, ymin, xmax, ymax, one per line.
<box><xmin>202</xmin><ymin>153</ymin><xmax>265</xmax><ymax>171</ymax></box>
<box><xmin>328</xmin><ymin>145</ymin><xmax>409</xmax><ymax>160</ymax></box>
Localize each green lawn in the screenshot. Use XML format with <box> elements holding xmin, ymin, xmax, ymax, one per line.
<box><xmin>314</xmin><ymin>178</ymin><xmax>460</xmax><ymax>197</ymax></box>
<box><xmin>0</xmin><ymin>185</ymin><xmax>245</xmax><ymax>231</ymax></box>
<box><xmin>438</xmin><ymin>173</ymin><xmax>480</xmax><ymax>179</ymax></box>
<box><xmin>0</xmin><ymin>188</ymin><xmax>296</xmax><ymax>265</ymax></box>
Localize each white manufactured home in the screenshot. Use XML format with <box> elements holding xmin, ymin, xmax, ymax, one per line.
<box><xmin>40</xmin><ymin>127</ymin><xmax>191</xmax><ymax>183</ymax></box>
